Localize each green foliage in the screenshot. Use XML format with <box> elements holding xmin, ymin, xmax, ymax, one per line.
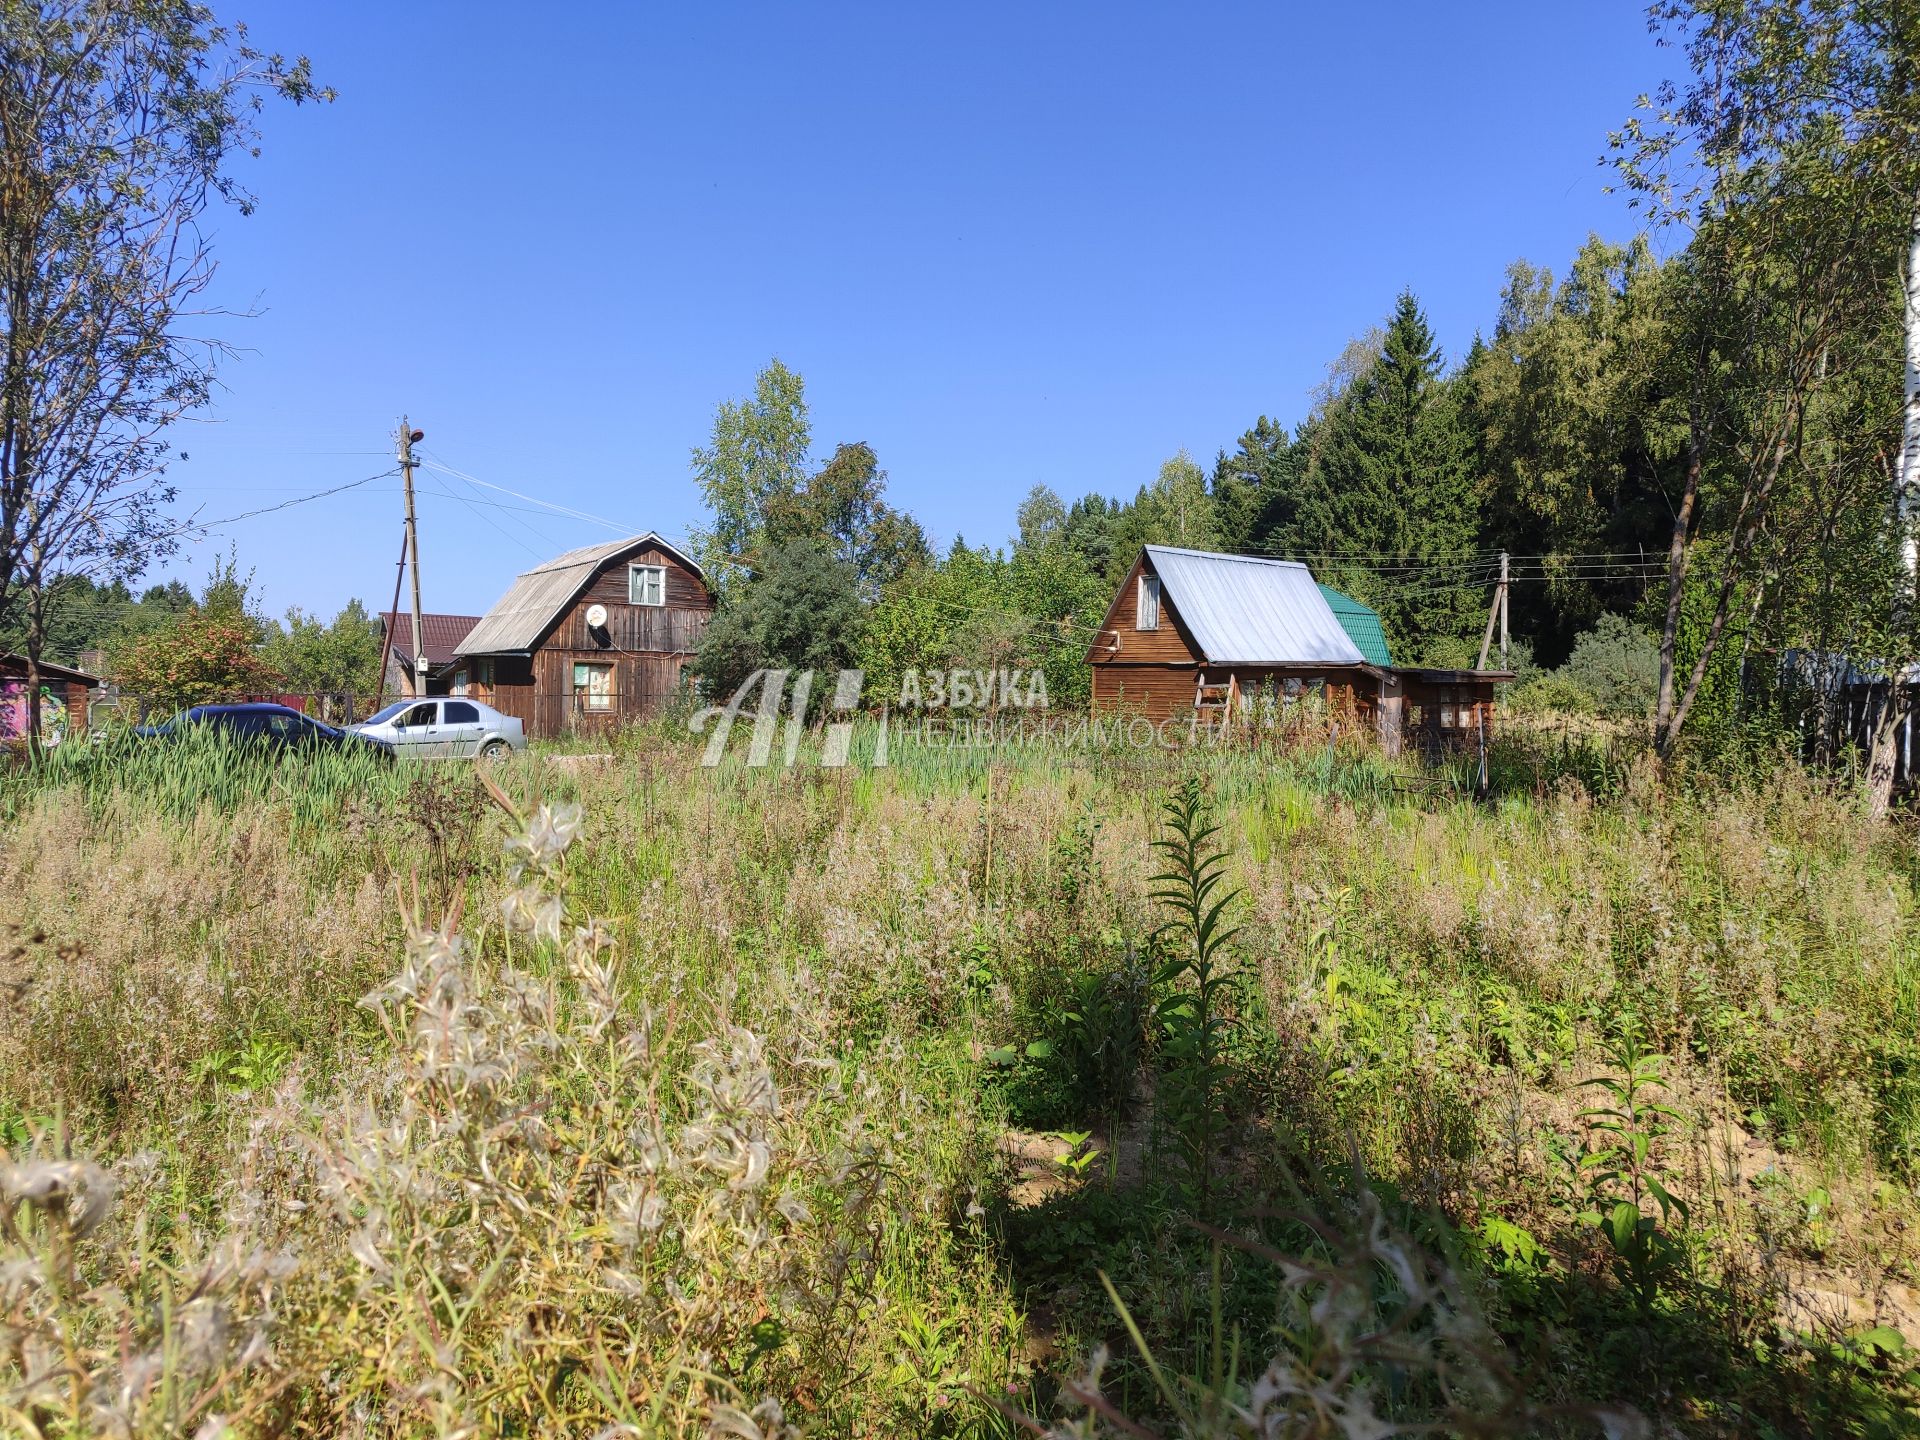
<box><xmin>1573</xmin><ymin>1020</ymin><xmax>1692</xmax><ymax>1316</ymax></box>
<box><xmin>1561</xmin><ymin>613</ymin><xmax>1663</xmax><ymax>718</ymax></box>
<box><xmin>858</xmin><ymin>535</ymin><xmax>1104</xmax><ymax>712</ymax></box>
<box><xmin>259</xmin><ymin>597</ymin><xmax>384</xmax><ymax>698</ymax></box>
<box><xmin>690</xmin><ymin>362</ymin><xmax>925</xmax><ymax>600</ymax></box>
<box><xmin>1131</xmin><ymin>451</ymin><xmax>1220</xmax><ymax>553</ymax></box>
<box><xmin>690</xmin><ymin>538</ymin><xmax>866</xmax><ymax>699</ymax></box>
<box><xmin>1260</xmin><ymin>292</ymin><xmax>1483</xmax><ymax>655</ymax></box>
<box><xmin>689</xmin><ymin>357</ymin><xmax>814</xmax><ymax>592</ymax></box>
<box><xmin>1149</xmin><ymin>777</ymin><xmax>1241</xmax><ymax>1208</ymax></box>
<box><xmin>1467</xmin><ymin>238</ymin><xmax>1679</xmax><ymax>663</ymax></box>
<box><xmin>111</xmin><ymin>606</ymin><xmax>282</xmax><ymax>710</ymax></box>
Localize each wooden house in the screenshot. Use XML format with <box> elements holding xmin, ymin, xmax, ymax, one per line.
<box><xmin>1086</xmin><ymin>546</ymin><xmax>1509</xmax><ymax>754</ymax></box>
<box><xmin>1</xmin><ymin>653</ymin><xmax>98</xmax><ymax>745</ymax></box>
<box><xmin>454</xmin><ymin>534</ymin><xmax>713</xmax><ymax>738</ymax></box>
<box><xmin>380</xmin><ymin>612</ymin><xmax>481</xmax><ymax>698</ymax></box>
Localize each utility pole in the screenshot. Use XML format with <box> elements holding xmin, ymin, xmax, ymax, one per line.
<box><xmin>1476</xmin><ymin>550</ymin><xmax>1511</xmax><ymax>672</ymax></box>
<box><xmin>1498</xmin><ymin>550</ymin><xmax>1510</xmax><ymax>671</ymax></box>
<box><xmin>370</xmin><ymin>528</ymin><xmax>409</xmax><ymax>714</ymax></box>
<box><xmin>398</xmin><ymin>419</ymin><xmax>427</xmax><ymax>695</ymax></box>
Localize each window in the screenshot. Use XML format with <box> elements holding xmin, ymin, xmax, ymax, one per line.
<box><xmin>1136</xmin><ymin>574</ymin><xmax>1161</xmax><ymax>631</ymax></box>
<box><xmin>477</xmin><ymin>658</ymin><xmax>494</xmax><ymax>688</ymax></box>
<box><xmin>398</xmin><ymin>702</ymin><xmax>437</xmax><ymax>729</ymax></box>
<box><xmin>573</xmin><ymin>662</ymin><xmax>614</xmax><ymax>710</ymax></box>
<box><xmin>444</xmin><ymin>701</ymin><xmax>479</xmax><ymax>724</ymax></box>
<box><xmin>450</xmin><ymin>668</ymin><xmax>469</xmax><ymax>696</ymax></box>
<box><xmin>629</xmin><ymin>564</ymin><xmax>666</xmax><ymax>607</ymax></box>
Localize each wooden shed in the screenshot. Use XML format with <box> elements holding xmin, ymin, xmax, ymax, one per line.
<box><xmin>0</xmin><ymin>653</ymin><xmax>97</xmax><ymax>745</ymax></box>
<box><xmin>1086</xmin><ymin>546</ymin><xmax>1510</xmax><ymax>753</ymax></box>
<box><xmin>1087</xmin><ymin>546</ymin><xmax>1390</xmax><ymax>727</ymax></box>
<box><xmin>454</xmin><ymin>533</ymin><xmax>713</xmax><ymax>738</ymax></box>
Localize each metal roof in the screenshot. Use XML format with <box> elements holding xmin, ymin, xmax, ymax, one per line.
<box><xmin>457</xmin><ymin>533</ymin><xmax>702</xmax><ymax>656</ymax></box>
<box><xmin>1316</xmin><ymin>584</ymin><xmax>1393</xmax><ymax>667</ymax></box>
<box><xmin>1144</xmin><ymin>546</ymin><xmax>1366</xmax><ymax>666</ymax></box>
<box><xmin>381</xmin><ymin>612</ymin><xmax>481</xmax><ymax>670</ymax></box>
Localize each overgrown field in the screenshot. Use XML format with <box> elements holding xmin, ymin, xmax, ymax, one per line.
<box><xmin>4</xmin><ymin>724</ymin><xmax>1920</xmax><ymax>1437</ymax></box>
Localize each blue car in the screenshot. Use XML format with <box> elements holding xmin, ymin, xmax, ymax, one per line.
<box><xmin>134</xmin><ymin>703</ymin><xmax>395</xmax><ymax>758</ymax></box>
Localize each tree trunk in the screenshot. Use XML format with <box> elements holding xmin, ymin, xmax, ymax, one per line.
<box><xmin>1867</xmin><ymin>195</ymin><xmax>1920</xmax><ymax>819</ymax></box>
<box><xmin>23</xmin><ymin>583</ymin><xmax>43</xmax><ymax>754</ymax></box>
<box><xmin>1654</xmin><ymin>410</ymin><xmax>1706</xmax><ymax>756</ymax></box>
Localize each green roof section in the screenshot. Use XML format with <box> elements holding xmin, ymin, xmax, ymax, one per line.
<box><xmin>1316</xmin><ymin>584</ymin><xmax>1393</xmax><ymax>667</ymax></box>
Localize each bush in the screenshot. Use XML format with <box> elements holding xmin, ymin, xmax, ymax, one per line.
<box><xmin>1509</xmin><ymin>671</ymin><xmax>1598</xmax><ymax>716</ymax></box>
<box><xmin>1560</xmin><ymin>612</ymin><xmax>1661</xmax><ymax>718</ymax></box>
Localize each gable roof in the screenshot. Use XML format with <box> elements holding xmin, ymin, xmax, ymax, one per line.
<box><xmin>0</xmin><ymin>652</ymin><xmax>100</xmax><ymax>686</ymax></box>
<box><xmin>1142</xmin><ymin>546</ymin><xmax>1366</xmax><ymax>667</ymax></box>
<box><xmin>1315</xmin><ymin>585</ymin><xmax>1393</xmax><ymax>668</ymax></box>
<box><xmin>381</xmin><ymin>612</ymin><xmax>481</xmax><ymax>671</ymax></box>
<box><xmin>456</xmin><ymin>533</ymin><xmax>703</xmax><ymax>657</ymax></box>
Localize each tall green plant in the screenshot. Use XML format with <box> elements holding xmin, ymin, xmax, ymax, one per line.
<box><xmin>1150</xmin><ymin>777</ymin><xmax>1241</xmax><ymax>1208</ymax></box>
<box><xmin>1575</xmin><ymin>1019</ymin><xmax>1691</xmax><ymax>1317</ymax></box>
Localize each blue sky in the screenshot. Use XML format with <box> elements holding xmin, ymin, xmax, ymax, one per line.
<box><xmin>165</xmin><ymin>1</ymin><xmax>1669</xmax><ymax>620</ymax></box>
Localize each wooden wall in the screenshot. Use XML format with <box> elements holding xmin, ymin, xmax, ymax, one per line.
<box><xmin>467</xmin><ymin>545</ymin><xmax>713</xmax><ymax>739</ymax></box>
<box><xmin>1089</xmin><ymin>662</ymin><xmax>1201</xmax><ymax>720</ymax></box>
<box><xmin>1086</xmin><ymin>554</ymin><xmax>1202</xmax><ymax>718</ymax></box>
<box><xmin>1087</xmin><ymin>554</ymin><xmax>1202</xmax><ymax>666</ymax></box>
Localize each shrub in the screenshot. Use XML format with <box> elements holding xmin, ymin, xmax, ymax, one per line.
<box><xmin>1560</xmin><ymin>613</ymin><xmax>1661</xmax><ymax>718</ymax></box>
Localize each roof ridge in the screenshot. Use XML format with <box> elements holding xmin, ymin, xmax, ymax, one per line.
<box><xmin>1145</xmin><ymin>543</ymin><xmax>1308</xmax><ymax>570</ymax></box>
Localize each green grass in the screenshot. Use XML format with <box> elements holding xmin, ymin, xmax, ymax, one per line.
<box><xmin>3</xmin><ymin>717</ymin><xmax>1919</xmax><ymax>1436</ymax></box>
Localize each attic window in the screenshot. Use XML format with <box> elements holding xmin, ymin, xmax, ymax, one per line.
<box><xmin>1137</xmin><ymin>574</ymin><xmax>1161</xmax><ymax>631</ymax></box>
<box><xmin>629</xmin><ymin>564</ymin><xmax>666</xmax><ymax>607</ymax></box>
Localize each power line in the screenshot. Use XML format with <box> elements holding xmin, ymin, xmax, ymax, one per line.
<box><xmin>417</xmin><ymin>453</ymin><xmax>643</xmax><ymax>538</ymax></box>
<box><xmin>172</xmin><ymin>466</ymin><xmax>399</xmax><ymax>539</ymax></box>
<box><xmin>421</xmin><ymin>473</ymin><xmax>547</xmax><ymax>561</ymax></box>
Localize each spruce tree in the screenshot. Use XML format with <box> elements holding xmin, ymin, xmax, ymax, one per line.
<box><xmin>1287</xmin><ymin>292</ymin><xmax>1481</xmax><ymax>659</ymax></box>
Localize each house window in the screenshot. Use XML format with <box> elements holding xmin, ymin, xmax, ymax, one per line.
<box><xmin>1136</xmin><ymin>574</ymin><xmax>1161</xmax><ymax>631</ymax></box>
<box><xmin>573</xmin><ymin>661</ymin><xmax>614</xmax><ymax>711</ymax></box>
<box><xmin>450</xmin><ymin>668</ymin><xmax>468</xmax><ymax>696</ymax></box>
<box><xmin>629</xmin><ymin>565</ymin><xmax>666</xmax><ymax>607</ymax></box>
<box><xmin>477</xmin><ymin>658</ymin><xmax>493</xmax><ymax>688</ymax></box>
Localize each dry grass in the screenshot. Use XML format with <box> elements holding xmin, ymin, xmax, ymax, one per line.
<box><xmin>2</xmin><ymin>728</ymin><xmax>1919</xmax><ymax>1434</ymax></box>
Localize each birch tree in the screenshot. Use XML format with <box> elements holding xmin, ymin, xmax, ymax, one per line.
<box><xmin>0</xmin><ymin>1</ymin><xmax>327</xmax><ymax>739</ymax></box>
<box><xmin>1613</xmin><ymin>0</ymin><xmax>1920</xmax><ymax>770</ymax></box>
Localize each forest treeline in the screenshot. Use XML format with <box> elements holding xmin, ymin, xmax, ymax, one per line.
<box><xmin>8</xmin><ymin>1</ymin><xmax>1916</xmax><ymax>780</ymax></box>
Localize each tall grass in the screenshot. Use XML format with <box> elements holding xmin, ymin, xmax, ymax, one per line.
<box><xmin>3</xmin><ymin>722</ymin><xmax>1919</xmax><ymax>1433</ymax></box>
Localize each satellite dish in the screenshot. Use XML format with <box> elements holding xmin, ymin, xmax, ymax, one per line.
<box><xmin>584</xmin><ymin>603</ymin><xmax>609</xmax><ymax>629</ymax></box>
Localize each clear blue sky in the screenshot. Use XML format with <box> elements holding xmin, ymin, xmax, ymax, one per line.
<box><xmin>165</xmin><ymin>1</ymin><xmax>1669</xmax><ymax>620</ymax></box>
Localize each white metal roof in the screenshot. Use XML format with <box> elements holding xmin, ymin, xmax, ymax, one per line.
<box><xmin>1145</xmin><ymin>545</ymin><xmax>1366</xmax><ymax>666</ymax></box>
<box><xmin>456</xmin><ymin>533</ymin><xmax>702</xmax><ymax>656</ymax></box>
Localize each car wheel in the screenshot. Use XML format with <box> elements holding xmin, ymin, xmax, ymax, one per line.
<box><xmin>478</xmin><ymin>739</ymin><xmax>510</xmax><ymax>764</ymax></box>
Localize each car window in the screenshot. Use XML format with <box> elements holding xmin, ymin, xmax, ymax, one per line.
<box><xmin>220</xmin><ymin>711</ymin><xmax>267</xmax><ymax>736</ymax></box>
<box><xmin>444</xmin><ymin>701</ymin><xmax>479</xmax><ymax>724</ymax></box>
<box><xmin>398</xmin><ymin>703</ymin><xmax>437</xmax><ymax>728</ymax></box>
<box><xmin>364</xmin><ymin>702</ymin><xmax>409</xmax><ymax>725</ymax></box>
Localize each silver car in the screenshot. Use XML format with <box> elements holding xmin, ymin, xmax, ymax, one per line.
<box><xmin>355</xmin><ymin>697</ymin><xmax>525</xmax><ymax>761</ymax></box>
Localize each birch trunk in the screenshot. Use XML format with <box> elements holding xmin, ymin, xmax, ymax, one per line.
<box><xmin>1866</xmin><ymin>197</ymin><xmax>1920</xmax><ymax>817</ymax></box>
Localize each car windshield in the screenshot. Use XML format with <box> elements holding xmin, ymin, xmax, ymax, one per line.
<box><xmin>362</xmin><ymin>702</ymin><xmax>409</xmax><ymax>725</ymax></box>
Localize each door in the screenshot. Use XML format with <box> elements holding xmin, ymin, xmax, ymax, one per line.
<box><xmin>391</xmin><ymin>700</ymin><xmax>441</xmax><ymax>757</ymax></box>
<box><xmin>439</xmin><ymin>699</ymin><xmax>485</xmax><ymax>758</ymax></box>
